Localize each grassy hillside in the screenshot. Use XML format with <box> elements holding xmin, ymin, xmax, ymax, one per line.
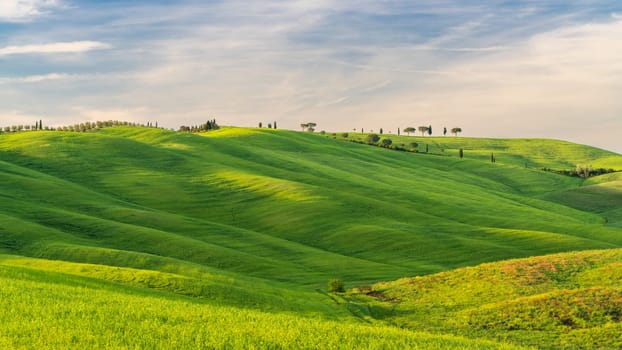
<box><xmin>334</xmin><ymin>131</ymin><xmax>622</xmax><ymax>170</ymax></box>
<box><xmin>1</xmin><ymin>127</ymin><xmax>621</xmax><ymax>287</ymax></box>
<box><xmin>347</xmin><ymin>248</ymin><xmax>622</xmax><ymax>349</ymax></box>
<box><xmin>542</xmin><ymin>172</ymin><xmax>622</xmax><ymax>227</ymax></box>
<box><xmin>0</xmin><ymin>259</ymin><xmax>527</xmax><ymax>349</ymax></box>
<box><xmin>0</xmin><ymin>125</ymin><xmax>621</xmax><ymax>348</ymax></box>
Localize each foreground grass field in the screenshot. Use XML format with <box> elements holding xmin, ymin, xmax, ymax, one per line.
<box><xmin>0</xmin><ymin>260</ymin><xmax>527</xmax><ymax>349</ymax></box>
<box><xmin>0</xmin><ymin>125</ymin><xmax>621</xmax><ymax>348</ymax></box>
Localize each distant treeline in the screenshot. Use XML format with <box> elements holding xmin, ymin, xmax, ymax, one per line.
<box><xmin>1</xmin><ymin>119</ymin><xmax>220</xmax><ymax>134</ymax></box>
<box><xmin>178</xmin><ymin>119</ymin><xmax>219</xmax><ymax>133</ymax></box>
<box><xmin>0</xmin><ymin>120</ymin><xmax>158</xmax><ymax>133</ymax></box>
<box><xmin>542</xmin><ymin>166</ymin><xmax>619</xmax><ymax>178</ymax></box>
<box><xmin>326</xmin><ymin>132</ymin><xmax>422</xmax><ymax>153</ymax></box>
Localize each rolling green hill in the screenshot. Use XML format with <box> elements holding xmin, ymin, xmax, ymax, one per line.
<box><xmin>1</xmin><ymin>125</ymin><xmax>621</xmax><ymax>348</ymax></box>
<box><xmin>347</xmin><ymin>248</ymin><xmax>622</xmax><ymax>349</ymax></box>
<box><xmin>336</xmin><ymin>131</ymin><xmax>621</xmax><ymax>170</ymax></box>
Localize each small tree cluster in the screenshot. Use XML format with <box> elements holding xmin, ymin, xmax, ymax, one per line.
<box><xmin>179</xmin><ymin>119</ymin><xmax>220</xmax><ymax>133</ymax></box>
<box><xmin>300</xmin><ymin>122</ymin><xmax>317</xmax><ymax>132</ymax></box>
<box><xmin>259</xmin><ymin>121</ymin><xmax>277</xmax><ymax>129</ymax></box>
<box><xmin>418</xmin><ymin>126</ymin><xmax>429</xmax><ymax>136</ymax></box>
<box><xmin>366</xmin><ymin>133</ymin><xmax>380</xmax><ymax>144</ymax></box>
<box><xmin>542</xmin><ymin>166</ymin><xmax>618</xmax><ymax>178</ymax></box>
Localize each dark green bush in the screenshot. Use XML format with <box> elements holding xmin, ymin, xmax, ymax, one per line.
<box><xmin>366</xmin><ymin>134</ymin><xmax>380</xmax><ymax>144</ymax></box>
<box><xmin>328</xmin><ymin>279</ymin><xmax>345</xmax><ymax>293</ymax></box>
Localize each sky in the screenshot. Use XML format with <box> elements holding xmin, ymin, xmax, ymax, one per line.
<box><xmin>1</xmin><ymin>0</ymin><xmax>621</xmax><ymax>153</ymax></box>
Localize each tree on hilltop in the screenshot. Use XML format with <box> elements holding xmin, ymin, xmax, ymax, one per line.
<box><xmin>418</xmin><ymin>126</ymin><xmax>429</xmax><ymax>136</ymax></box>
<box><xmin>451</xmin><ymin>127</ymin><xmax>462</xmax><ymax>136</ymax></box>
<box><xmin>404</xmin><ymin>127</ymin><xmax>415</xmax><ymax>136</ymax></box>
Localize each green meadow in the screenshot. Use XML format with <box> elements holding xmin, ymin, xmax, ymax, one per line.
<box><xmin>1</xmin><ymin>125</ymin><xmax>621</xmax><ymax>349</ymax></box>
<box><xmin>347</xmin><ymin>248</ymin><xmax>622</xmax><ymax>349</ymax></box>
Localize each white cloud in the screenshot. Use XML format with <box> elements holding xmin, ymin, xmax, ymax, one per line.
<box><xmin>0</xmin><ymin>73</ymin><xmax>70</xmax><ymax>84</ymax></box>
<box><xmin>71</xmin><ymin>106</ymin><xmax>151</xmax><ymax>123</ymax></box>
<box><xmin>0</xmin><ymin>0</ymin><xmax>62</xmax><ymax>21</ymax></box>
<box><xmin>0</xmin><ymin>41</ymin><xmax>111</xmax><ymax>56</ymax></box>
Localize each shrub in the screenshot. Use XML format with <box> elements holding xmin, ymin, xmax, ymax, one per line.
<box><xmin>328</xmin><ymin>279</ymin><xmax>345</xmax><ymax>293</ymax></box>
<box><xmin>381</xmin><ymin>138</ymin><xmax>393</xmax><ymax>147</ymax></box>
<box><xmin>366</xmin><ymin>134</ymin><xmax>380</xmax><ymax>144</ymax></box>
<box><xmin>341</xmin><ymin>132</ymin><xmax>349</xmax><ymax>138</ymax></box>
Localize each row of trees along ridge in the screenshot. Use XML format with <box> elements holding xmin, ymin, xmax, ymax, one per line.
<box><xmin>0</xmin><ymin>120</ymin><xmax>161</xmax><ymax>133</ymax></box>
<box><xmin>401</xmin><ymin>126</ymin><xmax>462</xmax><ymax>136</ymax></box>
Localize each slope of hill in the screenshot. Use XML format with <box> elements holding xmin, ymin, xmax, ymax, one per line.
<box><xmin>1</xmin><ymin>126</ymin><xmax>621</xmax><ymax>348</ymax></box>
<box><xmin>542</xmin><ymin>172</ymin><xmax>622</xmax><ymax>227</ymax></box>
<box><xmin>347</xmin><ymin>248</ymin><xmax>622</xmax><ymax>349</ymax></box>
<box><xmin>1</xmin><ymin>127</ymin><xmax>621</xmax><ymax>288</ymax></box>
<box><xmin>335</xmin><ymin>132</ymin><xmax>622</xmax><ymax>170</ymax></box>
